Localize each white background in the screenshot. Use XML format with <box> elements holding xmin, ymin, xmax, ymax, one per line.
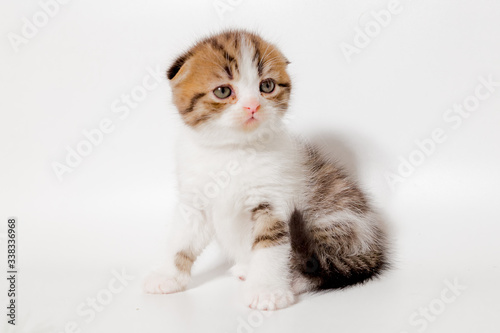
<box><xmin>1</xmin><ymin>0</ymin><xmax>499</xmax><ymax>332</ymax></box>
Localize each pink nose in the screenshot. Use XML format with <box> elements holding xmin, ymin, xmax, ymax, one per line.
<box><xmin>243</xmin><ymin>101</ymin><xmax>260</xmax><ymax>115</ymax></box>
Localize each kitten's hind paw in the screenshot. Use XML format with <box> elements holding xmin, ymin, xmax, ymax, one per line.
<box><xmin>230</xmin><ymin>264</ymin><xmax>248</xmax><ymax>281</ymax></box>
<box><xmin>143</xmin><ymin>271</ymin><xmax>188</xmax><ymax>294</ymax></box>
<box><xmin>244</xmin><ymin>287</ymin><xmax>295</xmax><ymax>310</ymax></box>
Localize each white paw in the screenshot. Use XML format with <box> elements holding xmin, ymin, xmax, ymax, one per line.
<box><xmin>230</xmin><ymin>264</ymin><xmax>248</xmax><ymax>281</ymax></box>
<box><xmin>143</xmin><ymin>271</ymin><xmax>188</xmax><ymax>294</ymax></box>
<box><xmin>244</xmin><ymin>287</ymin><xmax>295</xmax><ymax>310</ymax></box>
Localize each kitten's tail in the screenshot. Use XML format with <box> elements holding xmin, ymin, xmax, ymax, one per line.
<box><xmin>289</xmin><ymin>209</ymin><xmax>387</xmax><ymax>292</ymax></box>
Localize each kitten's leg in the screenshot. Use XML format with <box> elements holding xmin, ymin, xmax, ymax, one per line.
<box><xmin>243</xmin><ymin>203</ymin><xmax>295</xmax><ymax>310</ymax></box>
<box><xmin>143</xmin><ymin>205</ymin><xmax>212</xmax><ymax>294</ymax></box>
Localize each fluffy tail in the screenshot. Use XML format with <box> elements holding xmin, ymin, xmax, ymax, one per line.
<box><xmin>289</xmin><ymin>209</ymin><xmax>387</xmax><ymax>291</ymax></box>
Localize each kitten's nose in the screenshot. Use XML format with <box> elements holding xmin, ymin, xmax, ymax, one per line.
<box><xmin>243</xmin><ymin>100</ymin><xmax>260</xmax><ymax>115</ymax></box>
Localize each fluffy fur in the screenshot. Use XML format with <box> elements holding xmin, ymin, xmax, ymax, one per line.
<box><xmin>144</xmin><ymin>30</ymin><xmax>388</xmax><ymax>310</ymax></box>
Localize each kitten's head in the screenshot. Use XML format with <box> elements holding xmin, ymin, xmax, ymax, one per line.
<box><xmin>167</xmin><ymin>30</ymin><xmax>291</xmax><ymax>143</ymax></box>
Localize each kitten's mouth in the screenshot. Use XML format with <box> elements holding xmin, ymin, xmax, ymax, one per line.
<box><xmin>243</xmin><ymin>116</ymin><xmax>260</xmax><ymax>130</ymax></box>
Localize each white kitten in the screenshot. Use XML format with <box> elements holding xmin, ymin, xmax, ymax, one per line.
<box><xmin>144</xmin><ymin>30</ymin><xmax>388</xmax><ymax>310</ymax></box>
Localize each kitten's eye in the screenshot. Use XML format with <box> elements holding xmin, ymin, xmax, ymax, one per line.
<box><xmin>213</xmin><ymin>86</ymin><xmax>232</xmax><ymax>99</ymax></box>
<box><xmin>260</xmin><ymin>79</ymin><xmax>275</xmax><ymax>93</ymax></box>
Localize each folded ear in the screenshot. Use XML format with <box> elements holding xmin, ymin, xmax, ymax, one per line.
<box><xmin>167</xmin><ymin>51</ymin><xmax>193</xmax><ymax>80</ymax></box>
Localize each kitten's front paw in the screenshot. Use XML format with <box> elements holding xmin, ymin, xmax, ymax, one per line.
<box><xmin>244</xmin><ymin>286</ymin><xmax>295</xmax><ymax>310</ymax></box>
<box><xmin>143</xmin><ymin>271</ymin><xmax>188</xmax><ymax>294</ymax></box>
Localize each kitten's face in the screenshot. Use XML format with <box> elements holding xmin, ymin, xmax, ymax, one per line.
<box><xmin>167</xmin><ymin>30</ymin><xmax>291</xmax><ymax>141</ymax></box>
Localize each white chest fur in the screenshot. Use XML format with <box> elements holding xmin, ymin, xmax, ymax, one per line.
<box><xmin>175</xmin><ymin>127</ymin><xmax>304</xmax><ymax>261</ymax></box>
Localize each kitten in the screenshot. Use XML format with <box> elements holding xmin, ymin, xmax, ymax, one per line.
<box><xmin>144</xmin><ymin>30</ymin><xmax>388</xmax><ymax>310</ymax></box>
